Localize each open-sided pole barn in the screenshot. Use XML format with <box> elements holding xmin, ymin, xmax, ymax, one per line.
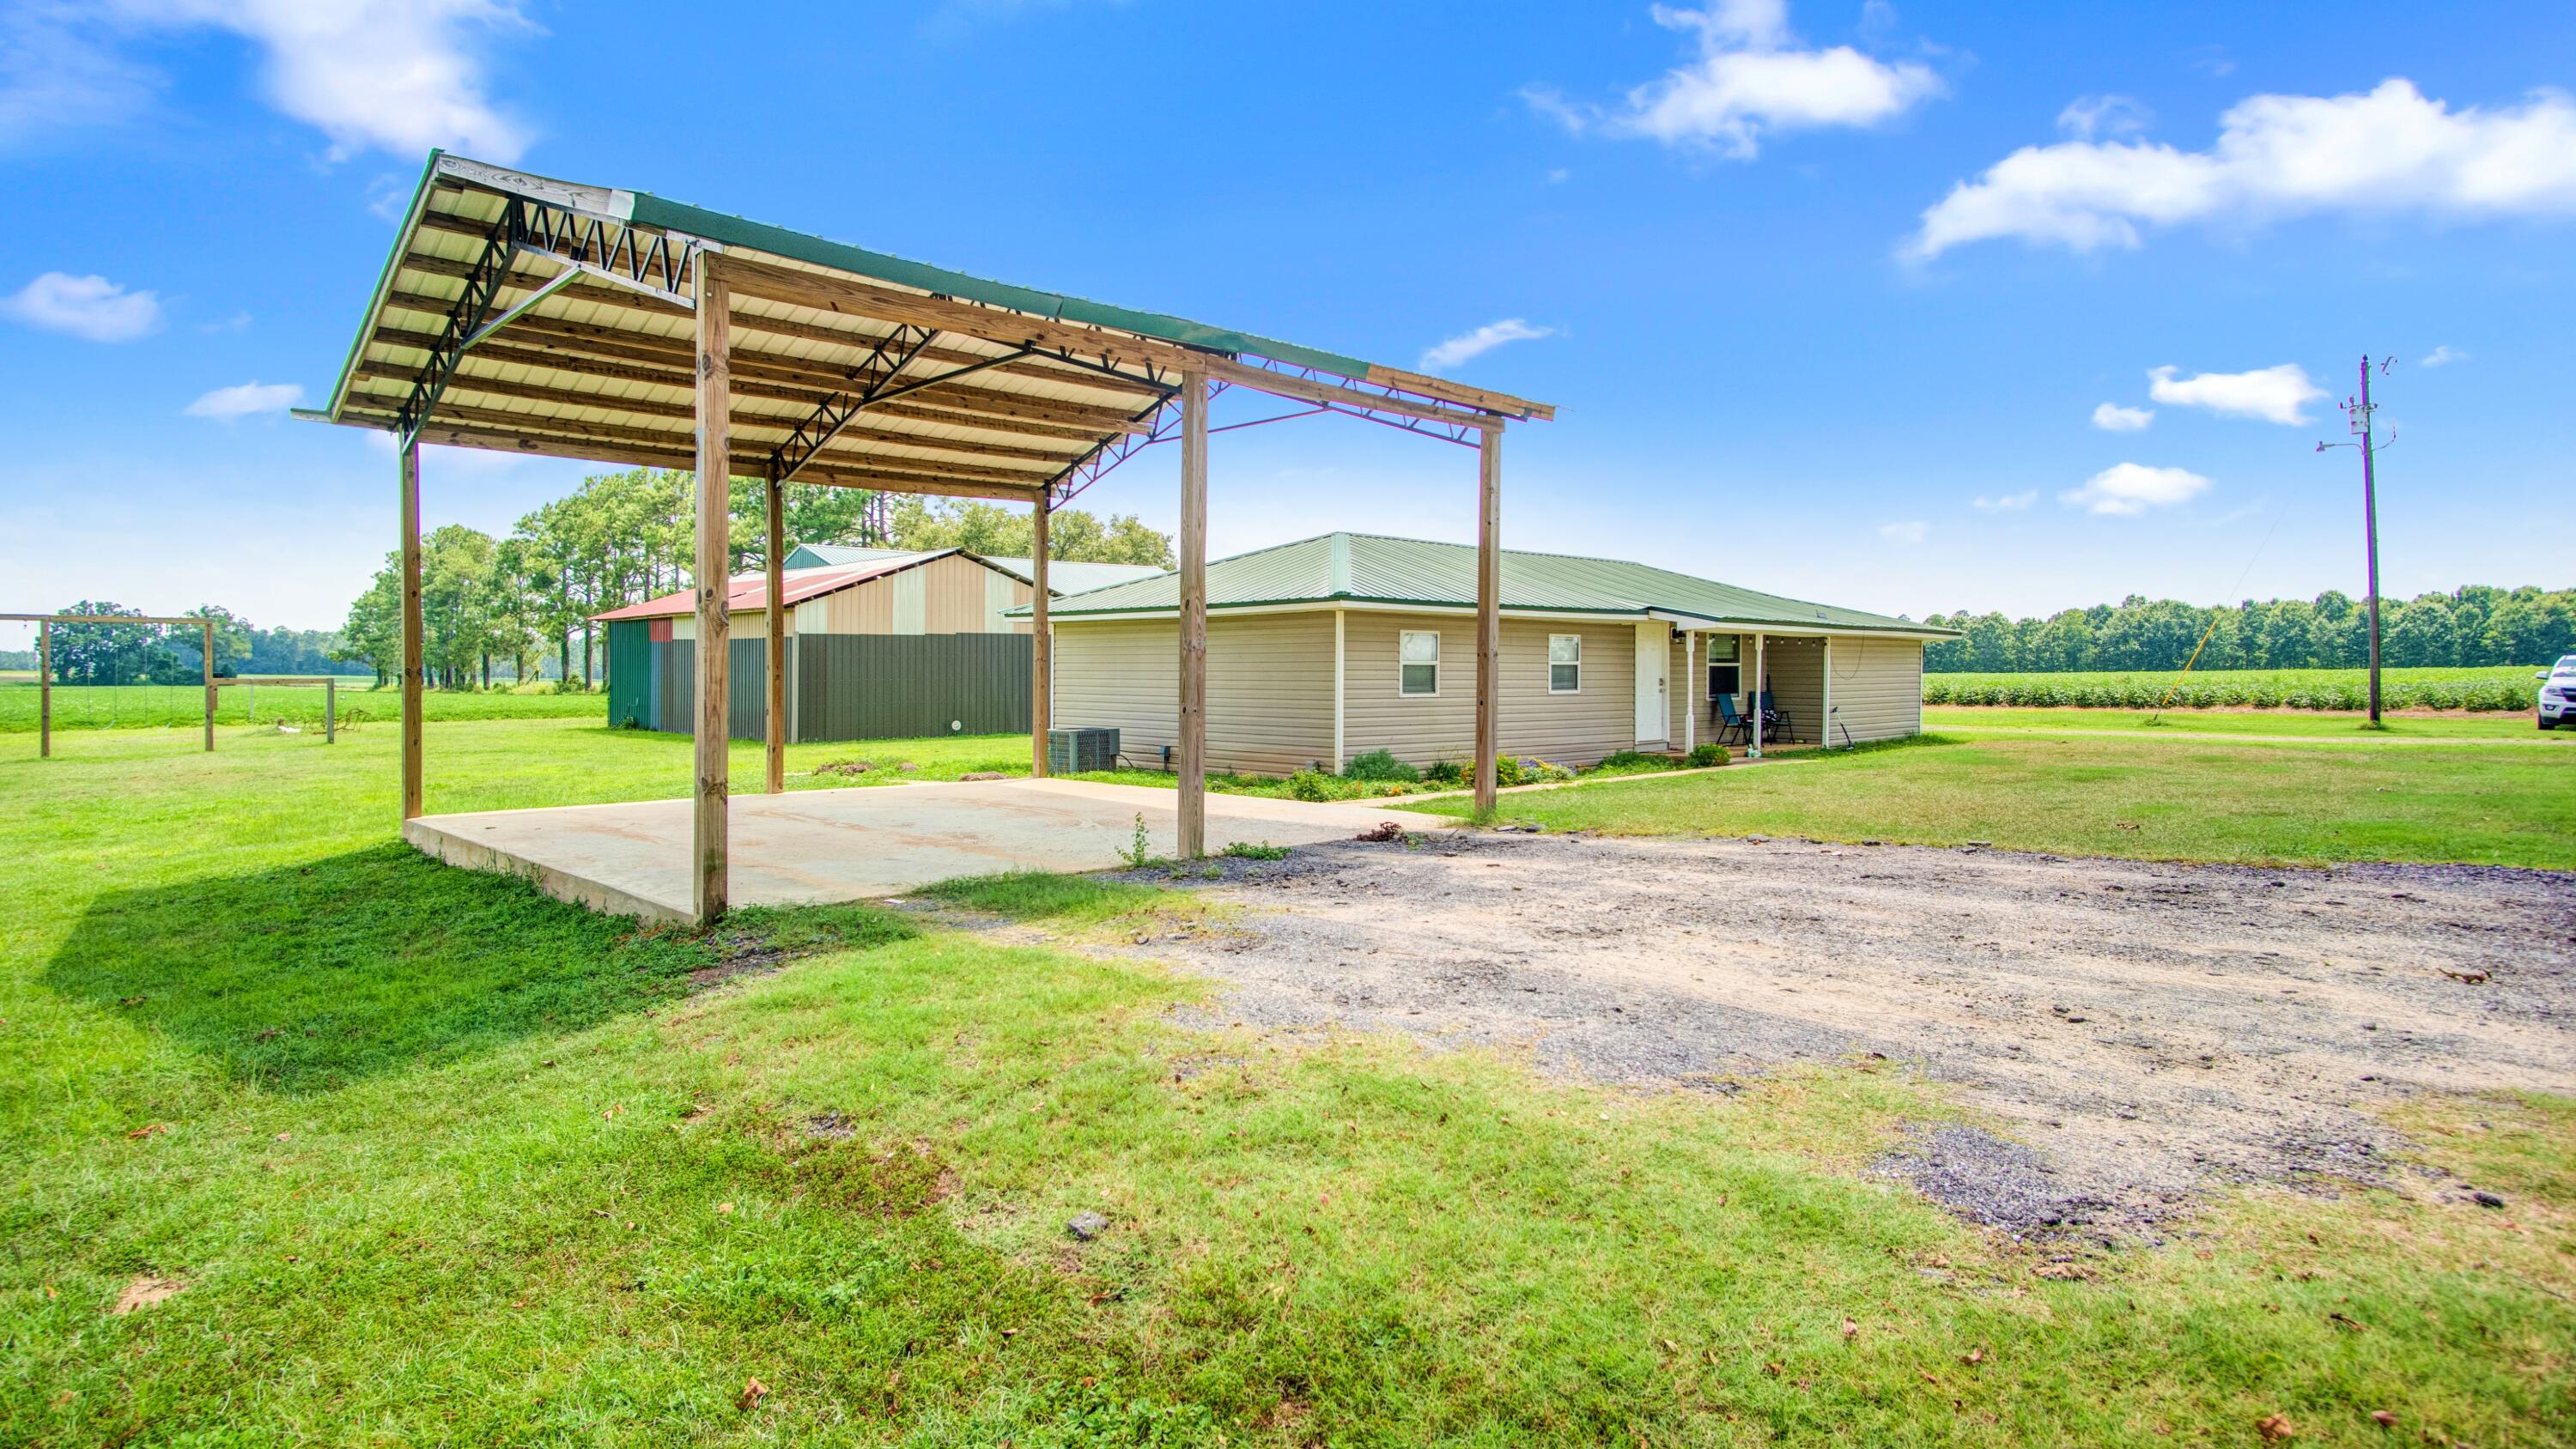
<box><xmin>308</xmin><ymin>153</ymin><xmax>1552</xmax><ymax>925</ymax></box>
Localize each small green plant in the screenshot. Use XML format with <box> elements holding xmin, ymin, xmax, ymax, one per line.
<box><xmin>1424</xmin><ymin>760</ymin><xmax>1466</xmax><ymax>786</ymax></box>
<box><xmin>1221</xmin><ymin>840</ymin><xmax>1291</xmax><ymax>861</ymax></box>
<box><xmin>1343</xmin><ymin>749</ymin><xmax>1421</xmax><ymax>783</ymax></box>
<box><xmin>1686</xmin><ymin>742</ymin><xmax>1728</xmax><ymax>768</ymax></box>
<box><xmin>1286</xmin><ymin>768</ymin><xmax>1334</xmax><ymax>802</ymax></box>
<box><xmin>1122</xmin><ymin>812</ymin><xmax>1153</xmax><ymax>870</ymax></box>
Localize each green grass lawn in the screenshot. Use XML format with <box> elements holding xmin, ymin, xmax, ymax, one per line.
<box><xmin>1408</xmin><ymin>731</ymin><xmax>2576</xmax><ymax>869</ymax></box>
<box><xmin>4</xmin><ymin>720</ymin><xmax>2572</xmax><ymax>1444</ymax></box>
<box><xmin>1926</xmin><ymin>706</ymin><xmax>2567</xmax><ymax>742</ymax></box>
<box><xmin>0</xmin><ymin>680</ymin><xmax>608</xmax><ymax>731</ymax></box>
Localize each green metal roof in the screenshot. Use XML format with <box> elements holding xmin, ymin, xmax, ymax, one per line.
<box><xmin>1019</xmin><ymin>533</ymin><xmax>1954</xmax><ymax>636</ymax></box>
<box><xmin>627</xmin><ymin>191</ymin><xmax>1376</xmax><ymax>380</ymax></box>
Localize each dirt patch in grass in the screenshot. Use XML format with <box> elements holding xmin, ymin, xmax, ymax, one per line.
<box><xmin>1117</xmin><ymin>832</ymin><xmax>2576</xmax><ymax>1234</ymax></box>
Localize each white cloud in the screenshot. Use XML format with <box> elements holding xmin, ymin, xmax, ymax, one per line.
<box><xmin>2089</xmin><ymin>401</ymin><xmax>2154</xmax><ymax>432</ymax></box>
<box><xmin>2057</xmin><ymin>94</ymin><xmax>2148</xmax><ymax>140</ymax></box>
<box><xmin>2421</xmin><ymin>344</ymin><xmax>2466</xmax><ymax>367</ymax></box>
<box><xmin>1526</xmin><ymin>2</ymin><xmax>1941</xmax><ymax>161</ymax></box>
<box><xmin>1907</xmin><ymin>79</ymin><xmax>2576</xmax><ymax>259</ymax></box>
<box><xmin>1419</xmin><ymin>318</ymin><xmax>1554</xmax><ymax>371</ymax></box>
<box><xmin>2148</xmin><ymin>363</ymin><xmax>2324</xmax><ymax>425</ymax></box>
<box><xmin>1878</xmin><ymin>519</ymin><xmax>1928</xmax><ymax>543</ymax></box>
<box><xmin>1972</xmin><ymin>489</ymin><xmax>2038</xmax><ymax>511</ymax></box>
<box><xmin>0</xmin><ymin>3</ymin><xmax>161</xmax><ymax>149</ymax></box>
<box><xmin>2</xmin><ymin>271</ymin><xmax>163</xmax><ymax>341</ymax></box>
<box><xmin>185</xmin><ymin>380</ymin><xmax>303</xmax><ymax>419</ymax></box>
<box><xmin>111</xmin><ymin>0</ymin><xmax>532</xmax><ymax>161</ymax></box>
<box><xmin>2060</xmin><ymin>462</ymin><xmax>2211</xmax><ymax>516</ymax></box>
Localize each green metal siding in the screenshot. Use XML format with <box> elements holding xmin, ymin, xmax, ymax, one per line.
<box><xmin>605</xmin><ymin>620</ymin><xmax>652</xmax><ymax>729</ymax></box>
<box><xmin>796</xmin><ymin>634</ymin><xmax>1030</xmax><ymax>741</ymax></box>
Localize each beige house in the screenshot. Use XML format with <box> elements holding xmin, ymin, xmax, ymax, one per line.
<box><xmin>1030</xmin><ymin>532</ymin><xmax>1956</xmax><ymax>774</ymax></box>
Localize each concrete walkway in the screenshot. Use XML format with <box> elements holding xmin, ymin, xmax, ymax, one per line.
<box><xmin>404</xmin><ymin>777</ymin><xmax>1437</xmax><ymax>924</ymax></box>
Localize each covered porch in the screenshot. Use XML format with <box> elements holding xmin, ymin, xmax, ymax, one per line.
<box><xmin>309</xmin><ymin>153</ymin><xmax>1552</xmax><ymax>924</ymax></box>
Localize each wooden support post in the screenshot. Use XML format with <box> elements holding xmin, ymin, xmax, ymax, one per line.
<box><xmin>201</xmin><ymin>619</ymin><xmax>215</xmax><ymax>752</ymax></box>
<box><xmin>37</xmin><ymin>620</ymin><xmax>50</xmax><ymax>760</ymax></box>
<box><xmin>692</xmin><ymin>258</ymin><xmax>733</xmax><ymax>926</ymax></box>
<box><xmin>1473</xmin><ymin>423</ymin><xmax>1503</xmax><ymax>815</ymax></box>
<box><xmin>764</xmin><ymin>474</ymin><xmax>787</xmax><ymax>795</ymax></box>
<box><xmin>1176</xmin><ymin>367</ymin><xmax>1208</xmax><ymax>858</ymax></box>
<box><xmin>325</xmin><ymin>677</ymin><xmax>337</xmax><ymax>744</ymax></box>
<box><xmin>400</xmin><ymin>435</ymin><xmax>424</xmax><ymax>817</ymax></box>
<box><xmin>1030</xmin><ymin>499</ymin><xmax>1051</xmax><ymax>778</ymax></box>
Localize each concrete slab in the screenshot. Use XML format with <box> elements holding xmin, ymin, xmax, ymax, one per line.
<box><xmin>402</xmin><ymin>777</ymin><xmax>1438</xmax><ymax>924</ymax></box>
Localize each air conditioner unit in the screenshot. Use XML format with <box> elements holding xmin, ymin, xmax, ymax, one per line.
<box><xmin>1047</xmin><ymin>726</ymin><xmax>1120</xmax><ymax>774</ymax></box>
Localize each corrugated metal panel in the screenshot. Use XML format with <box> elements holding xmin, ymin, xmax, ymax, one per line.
<box><xmin>1035</xmin><ymin>532</ymin><xmax>1952</xmax><ymax>637</ymax></box>
<box><xmin>795</xmin><ymin>634</ymin><xmax>1030</xmax><ymax>741</ymax></box>
<box><xmin>606</xmin><ymin>620</ymin><xmax>652</xmax><ymax>728</ymax></box>
<box><xmin>652</xmin><ymin>640</ymin><xmax>690</xmax><ymax>733</ymax></box>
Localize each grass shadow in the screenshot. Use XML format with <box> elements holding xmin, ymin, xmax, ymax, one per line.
<box><xmin>42</xmin><ymin>843</ymin><xmax>914</xmax><ymax>1094</ymax></box>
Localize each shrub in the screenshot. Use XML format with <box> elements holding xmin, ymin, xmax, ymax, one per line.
<box><xmin>1686</xmin><ymin>742</ymin><xmax>1728</xmax><ymax>767</ymax></box>
<box><xmin>1519</xmin><ymin>758</ymin><xmax>1575</xmax><ymax>784</ymax></box>
<box><xmin>1424</xmin><ymin>760</ymin><xmax>1466</xmax><ymax>786</ymax></box>
<box><xmin>1493</xmin><ymin>755</ymin><xmax>1523</xmax><ymax>788</ymax></box>
<box><xmin>1221</xmin><ymin>841</ymin><xmax>1291</xmax><ymax>860</ymax></box>
<box><xmin>1343</xmin><ymin>749</ymin><xmax>1421</xmax><ymax>783</ymax></box>
<box><xmin>1285</xmin><ymin>768</ymin><xmax>1334</xmax><ymax>803</ymax></box>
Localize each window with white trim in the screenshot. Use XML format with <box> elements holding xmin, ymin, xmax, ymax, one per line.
<box><xmin>1399</xmin><ymin>630</ymin><xmax>1440</xmax><ymax>696</ymax></box>
<box><xmin>1547</xmin><ymin>634</ymin><xmax>1581</xmax><ymax>693</ymax></box>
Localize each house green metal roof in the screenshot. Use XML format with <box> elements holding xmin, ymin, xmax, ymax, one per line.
<box><xmin>1018</xmin><ymin>533</ymin><xmax>1954</xmax><ymax>637</ymax></box>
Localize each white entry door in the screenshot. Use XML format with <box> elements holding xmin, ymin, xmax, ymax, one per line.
<box><xmin>1634</xmin><ymin>622</ymin><xmax>1668</xmax><ymax>746</ymax></box>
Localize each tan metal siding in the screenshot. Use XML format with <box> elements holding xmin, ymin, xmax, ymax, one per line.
<box><xmin>1826</xmin><ymin>636</ymin><xmax>1923</xmax><ymax>743</ymax></box>
<box><xmin>1342</xmin><ymin>611</ymin><xmax>1639</xmax><ymax>768</ymax></box>
<box><xmin>1052</xmin><ymin>613</ymin><xmax>1335</xmax><ymax>776</ymax></box>
<box><xmin>1757</xmin><ymin>636</ymin><xmax>1826</xmax><ymax>745</ymax></box>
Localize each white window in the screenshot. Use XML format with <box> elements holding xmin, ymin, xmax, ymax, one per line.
<box><xmin>1399</xmin><ymin>630</ymin><xmax>1440</xmax><ymax>696</ymax></box>
<box><xmin>1548</xmin><ymin>634</ymin><xmax>1581</xmax><ymax>693</ymax></box>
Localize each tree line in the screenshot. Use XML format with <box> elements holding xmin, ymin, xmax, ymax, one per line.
<box><xmin>334</xmin><ymin>470</ymin><xmax>1173</xmax><ymax>688</ymax></box>
<box><xmin>1923</xmin><ymin>585</ymin><xmax>2576</xmax><ymax>674</ymax></box>
<box><xmin>11</xmin><ymin>603</ymin><xmax>342</xmax><ymax>684</ymax></box>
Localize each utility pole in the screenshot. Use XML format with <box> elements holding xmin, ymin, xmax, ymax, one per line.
<box><xmin>2317</xmin><ymin>355</ymin><xmax>2392</xmax><ymax>725</ymax></box>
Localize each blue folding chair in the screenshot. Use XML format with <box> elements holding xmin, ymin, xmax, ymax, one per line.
<box><xmin>1713</xmin><ymin>693</ymin><xmax>1753</xmax><ymax>746</ymax></box>
<box><xmin>1759</xmin><ymin>689</ymin><xmax>1794</xmax><ymax>741</ymax></box>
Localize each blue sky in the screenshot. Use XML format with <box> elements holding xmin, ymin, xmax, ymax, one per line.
<box><xmin>3</xmin><ymin>0</ymin><xmax>2572</xmax><ymax>632</ymax></box>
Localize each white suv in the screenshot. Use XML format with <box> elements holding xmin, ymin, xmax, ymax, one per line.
<box><xmin>2540</xmin><ymin>654</ymin><xmax>2576</xmax><ymax>731</ymax></box>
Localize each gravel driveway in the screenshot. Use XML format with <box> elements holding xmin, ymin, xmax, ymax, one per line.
<box><xmin>1125</xmin><ymin>830</ymin><xmax>2576</xmax><ymax>1234</ymax></box>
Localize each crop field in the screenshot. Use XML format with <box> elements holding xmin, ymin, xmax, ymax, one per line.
<box><xmin>0</xmin><ymin>682</ymin><xmax>604</xmax><ymax>731</ymax></box>
<box><xmin>1923</xmin><ymin>664</ymin><xmax>2541</xmax><ymax>712</ymax></box>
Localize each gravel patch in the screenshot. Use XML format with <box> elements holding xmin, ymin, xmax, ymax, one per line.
<box><xmin>1115</xmin><ymin>830</ymin><xmax>2576</xmax><ymax>1228</ymax></box>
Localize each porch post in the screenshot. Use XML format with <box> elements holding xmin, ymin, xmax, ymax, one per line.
<box><xmin>1683</xmin><ymin>631</ymin><xmax>1695</xmax><ymax>756</ymax></box>
<box><xmin>1176</xmin><ymin>366</ymin><xmax>1208</xmax><ymax>858</ymax></box>
<box><xmin>399</xmin><ymin>434</ymin><xmax>423</xmax><ymax>818</ymax></box>
<box><xmin>1750</xmin><ymin>631</ymin><xmax>1765</xmax><ymax>760</ymax></box>
<box><xmin>1822</xmin><ymin>637</ymin><xmax>1833</xmax><ymax>749</ymax></box>
<box><xmin>37</xmin><ymin>620</ymin><xmax>50</xmax><ymax>760</ymax></box>
<box><xmin>692</xmin><ymin>258</ymin><xmax>733</xmax><ymax>925</ymax></box>
<box><xmin>1030</xmin><ymin>499</ymin><xmax>1050</xmax><ymax>778</ymax></box>
<box><xmin>1473</xmin><ymin>422</ymin><xmax>1502</xmax><ymax>815</ymax></box>
<box><xmin>764</xmin><ymin>473</ymin><xmax>786</xmax><ymax>794</ymax></box>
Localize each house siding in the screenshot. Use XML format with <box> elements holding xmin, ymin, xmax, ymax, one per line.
<box><xmin>1052</xmin><ymin>613</ymin><xmax>1335</xmax><ymax>776</ymax></box>
<box><xmin>1826</xmin><ymin>635</ymin><xmax>1923</xmax><ymax>743</ymax></box>
<box><xmin>1754</xmin><ymin>635</ymin><xmax>1826</xmax><ymax>745</ymax></box>
<box><xmin>1341</xmin><ymin>611</ymin><xmax>1640</xmax><ymax>768</ymax></box>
